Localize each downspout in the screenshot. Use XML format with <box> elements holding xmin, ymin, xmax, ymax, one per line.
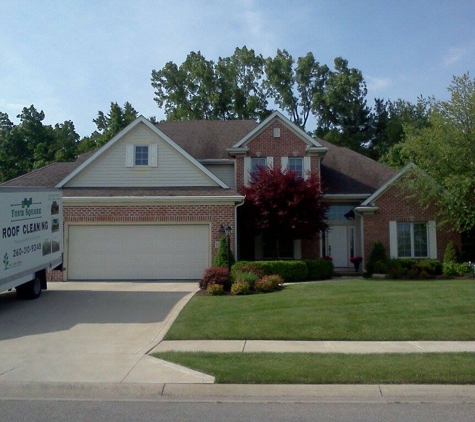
<box><xmin>234</xmin><ymin>196</ymin><xmax>246</xmax><ymax>261</ymax></box>
<box><xmin>359</xmin><ymin>213</ymin><xmax>365</xmax><ymax>270</ymax></box>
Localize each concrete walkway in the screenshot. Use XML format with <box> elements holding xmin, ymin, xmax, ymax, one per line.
<box><xmin>152</xmin><ymin>340</ymin><xmax>475</xmax><ymax>354</ymax></box>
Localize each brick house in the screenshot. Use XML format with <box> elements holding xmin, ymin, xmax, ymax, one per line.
<box><xmin>1</xmin><ymin>112</ymin><xmax>460</xmax><ymax>280</ymax></box>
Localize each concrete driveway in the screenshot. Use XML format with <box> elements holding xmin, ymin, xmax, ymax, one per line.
<box><xmin>0</xmin><ymin>282</ymin><xmax>213</xmax><ymax>384</ymax></box>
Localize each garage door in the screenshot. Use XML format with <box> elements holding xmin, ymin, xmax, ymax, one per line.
<box><xmin>67</xmin><ymin>224</ymin><xmax>210</xmax><ymax>280</ymax></box>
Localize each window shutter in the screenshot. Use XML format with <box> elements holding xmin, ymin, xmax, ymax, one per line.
<box><xmin>243</xmin><ymin>157</ymin><xmax>251</xmax><ymax>186</ymax></box>
<box><xmin>149</xmin><ymin>144</ymin><xmax>158</xmax><ymax>167</ymax></box>
<box><xmin>428</xmin><ymin>221</ymin><xmax>437</xmax><ymax>259</ymax></box>
<box><xmin>303</xmin><ymin>156</ymin><xmax>311</xmax><ymax>180</ymax></box>
<box><xmin>281</xmin><ymin>156</ymin><xmax>289</xmax><ymax>173</ymax></box>
<box><xmin>389</xmin><ymin>221</ymin><xmax>398</xmax><ymax>258</ymax></box>
<box><xmin>293</xmin><ymin>239</ymin><xmax>302</xmax><ymax>259</ymax></box>
<box><xmin>126</xmin><ymin>145</ymin><xmax>134</xmax><ymax>168</ymax></box>
<box><xmin>266</xmin><ymin>156</ymin><xmax>274</xmax><ymax>169</ymax></box>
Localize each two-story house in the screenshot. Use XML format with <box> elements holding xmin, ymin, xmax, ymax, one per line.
<box><xmin>2</xmin><ymin>111</ymin><xmax>461</xmax><ymax>281</ymax></box>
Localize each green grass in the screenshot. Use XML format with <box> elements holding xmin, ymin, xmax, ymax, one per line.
<box><xmin>154</xmin><ymin>352</ymin><xmax>475</xmax><ymax>384</ymax></box>
<box><xmin>166</xmin><ymin>279</ymin><xmax>475</xmax><ymax>340</ymax></box>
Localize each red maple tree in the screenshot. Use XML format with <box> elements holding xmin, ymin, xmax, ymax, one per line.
<box><xmin>241</xmin><ymin>166</ymin><xmax>328</xmax><ymax>258</ymax></box>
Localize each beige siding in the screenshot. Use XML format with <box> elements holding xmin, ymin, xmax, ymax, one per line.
<box><xmin>66</xmin><ymin>124</ymin><xmax>218</xmax><ymax>187</ymax></box>
<box><xmin>204</xmin><ymin>164</ymin><xmax>235</xmax><ymax>189</ymax></box>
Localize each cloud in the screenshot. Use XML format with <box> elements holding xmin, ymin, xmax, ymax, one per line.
<box><xmin>443</xmin><ymin>47</ymin><xmax>468</xmax><ymax>66</ymax></box>
<box><xmin>366</xmin><ymin>76</ymin><xmax>393</xmax><ymax>91</ymax></box>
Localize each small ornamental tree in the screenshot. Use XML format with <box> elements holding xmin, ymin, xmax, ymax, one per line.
<box><xmin>213</xmin><ymin>237</ymin><xmax>236</xmax><ymax>268</ymax></box>
<box><xmin>241</xmin><ymin>166</ymin><xmax>328</xmax><ymax>258</ymax></box>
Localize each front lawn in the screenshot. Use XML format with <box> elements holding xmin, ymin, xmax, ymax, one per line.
<box><xmin>165</xmin><ymin>279</ymin><xmax>475</xmax><ymax>340</ymax></box>
<box><xmin>154</xmin><ymin>352</ymin><xmax>475</xmax><ymax>384</ymax></box>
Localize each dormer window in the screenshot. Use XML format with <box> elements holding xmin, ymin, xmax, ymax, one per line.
<box><xmin>288</xmin><ymin>157</ymin><xmax>303</xmax><ymax>178</ymax></box>
<box><xmin>135</xmin><ymin>146</ymin><xmax>149</xmax><ymax>166</ymax></box>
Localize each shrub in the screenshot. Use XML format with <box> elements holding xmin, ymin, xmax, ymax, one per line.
<box><xmin>232</xmin><ymin>260</ymin><xmax>308</xmax><ymax>282</ymax></box>
<box><xmin>418</xmin><ymin>259</ymin><xmax>443</xmax><ymax>276</ymax></box>
<box><xmin>231</xmin><ymin>265</ymin><xmax>265</xmax><ymax>279</ymax></box>
<box><xmin>254</xmin><ymin>274</ymin><xmax>284</xmax><ymax>293</ymax></box>
<box><xmin>407</xmin><ymin>268</ymin><xmax>420</xmax><ymax>279</ymax></box>
<box><xmin>385</xmin><ymin>260</ymin><xmax>407</xmax><ymax>279</ymax></box>
<box><xmin>303</xmin><ymin>259</ymin><xmax>334</xmax><ymax>280</ymax></box>
<box><xmin>393</xmin><ymin>258</ymin><xmax>418</xmax><ymax>271</ymax></box>
<box><xmin>231</xmin><ymin>280</ymin><xmax>251</xmax><ymax>295</ymax></box>
<box><xmin>213</xmin><ymin>237</ymin><xmax>236</xmax><ymax>268</ymax></box>
<box><xmin>443</xmin><ymin>262</ymin><xmax>470</xmax><ymax>276</ymax></box>
<box><xmin>199</xmin><ymin>267</ymin><xmax>231</xmax><ymax>290</ymax></box>
<box><xmin>373</xmin><ymin>260</ymin><xmax>388</xmax><ymax>274</ymax></box>
<box><xmin>206</xmin><ymin>284</ymin><xmax>224</xmax><ymax>295</ymax></box>
<box><xmin>233</xmin><ymin>271</ymin><xmax>260</xmax><ymax>290</ymax></box>
<box><xmin>443</xmin><ymin>241</ymin><xmax>462</xmax><ymax>264</ymax></box>
<box><xmin>418</xmin><ymin>270</ymin><xmax>434</xmax><ymax>280</ymax></box>
<box><xmin>366</xmin><ymin>241</ymin><xmax>388</xmax><ymax>274</ymax></box>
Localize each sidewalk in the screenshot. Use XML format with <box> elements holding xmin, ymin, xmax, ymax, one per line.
<box><xmin>152</xmin><ymin>340</ymin><xmax>475</xmax><ymax>354</ymax></box>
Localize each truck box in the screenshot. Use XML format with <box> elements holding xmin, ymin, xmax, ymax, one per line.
<box><xmin>1</xmin><ymin>187</ymin><xmax>62</xmax><ymax>299</ymax></box>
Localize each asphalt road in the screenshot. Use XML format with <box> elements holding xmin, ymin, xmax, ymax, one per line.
<box><xmin>0</xmin><ymin>400</ymin><xmax>474</xmax><ymax>422</ymax></box>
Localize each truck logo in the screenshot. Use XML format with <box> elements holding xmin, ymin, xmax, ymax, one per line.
<box><xmin>3</xmin><ymin>252</ymin><xmax>9</xmax><ymax>270</ymax></box>
<box><xmin>21</xmin><ymin>198</ymin><xmax>33</xmax><ymax>208</ymax></box>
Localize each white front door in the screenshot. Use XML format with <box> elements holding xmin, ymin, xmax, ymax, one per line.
<box><xmin>328</xmin><ymin>226</ymin><xmax>349</xmax><ymax>268</ymax></box>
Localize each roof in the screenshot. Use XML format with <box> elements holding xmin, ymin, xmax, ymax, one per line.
<box><xmin>156</xmin><ymin>120</ymin><xmax>258</xmax><ymax>159</ymax></box>
<box><xmin>62</xmin><ymin>186</ymin><xmax>240</xmax><ymax>197</ymax></box>
<box><xmin>319</xmin><ymin>139</ymin><xmax>397</xmax><ymax>195</ymax></box>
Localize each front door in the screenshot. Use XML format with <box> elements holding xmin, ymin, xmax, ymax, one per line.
<box><xmin>328</xmin><ymin>226</ymin><xmax>349</xmax><ymax>268</ymax></box>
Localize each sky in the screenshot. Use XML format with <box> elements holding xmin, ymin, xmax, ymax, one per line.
<box><xmin>1</xmin><ymin>0</ymin><xmax>474</xmax><ymax>138</ymax></box>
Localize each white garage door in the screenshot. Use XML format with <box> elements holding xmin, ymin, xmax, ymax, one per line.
<box><xmin>67</xmin><ymin>224</ymin><xmax>210</xmax><ymax>280</ymax></box>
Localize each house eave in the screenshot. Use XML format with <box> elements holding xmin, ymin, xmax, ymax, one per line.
<box><xmin>226</xmin><ymin>147</ymin><xmax>249</xmax><ymax>157</ymax></box>
<box><xmin>354</xmin><ymin>206</ymin><xmax>379</xmax><ymax>215</ymax></box>
<box><xmin>63</xmin><ymin>195</ymin><xmax>245</xmax><ymax>206</ymax></box>
<box><xmin>306</xmin><ymin>146</ymin><xmax>328</xmax><ymax>157</ymax></box>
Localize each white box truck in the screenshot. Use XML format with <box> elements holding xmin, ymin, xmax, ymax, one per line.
<box><xmin>1</xmin><ymin>187</ymin><xmax>62</xmax><ymax>299</ymax></box>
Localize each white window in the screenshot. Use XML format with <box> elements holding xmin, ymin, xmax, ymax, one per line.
<box><xmin>135</xmin><ymin>146</ymin><xmax>149</xmax><ymax>166</ymax></box>
<box><xmin>397</xmin><ymin>222</ymin><xmax>428</xmax><ymax>258</ymax></box>
<box><xmin>288</xmin><ymin>157</ymin><xmax>303</xmax><ymax>178</ymax></box>
<box><xmin>251</xmin><ymin>157</ymin><xmax>266</xmax><ymax>176</ymax></box>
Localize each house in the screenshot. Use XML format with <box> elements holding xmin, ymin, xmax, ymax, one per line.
<box><xmin>1</xmin><ymin>112</ymin><xmax>461</xmax><ymax>280</ymax></box>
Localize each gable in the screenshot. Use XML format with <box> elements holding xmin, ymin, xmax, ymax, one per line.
<box><xmin>64</xmin><ymin>120</ymin><xmax>224</xmax><ymax>188</ymax></box>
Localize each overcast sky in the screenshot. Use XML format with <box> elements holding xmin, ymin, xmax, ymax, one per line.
<box><xmin>1</xmin><ymin>0</ymin><xmax>474</xmax><ymax>137</ymax></box>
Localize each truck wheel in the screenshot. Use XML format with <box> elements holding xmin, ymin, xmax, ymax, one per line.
<box><xmin>16</xmin><ymin>276</ymin><xmax>42</xmax><ymax>300</ymax></box>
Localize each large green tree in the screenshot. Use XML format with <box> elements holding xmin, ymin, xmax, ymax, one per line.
<box><xmin>77</xmin><ymin>101</ymin><xmax>138</xmax><ymax>153</ymax></box>
<box><xmin>0</xmin><ymin>106</ymin><xmax>79</xmax><ymax>182</ymax></box>
<box><xmin>391</xmin><ymin>73</ymin><xmax>475</xmax><ymax>232</ymax></box>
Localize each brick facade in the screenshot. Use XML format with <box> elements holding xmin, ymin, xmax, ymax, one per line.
<box><xmin>362</xmin><ymin>186</ymin><xmax>461</xmax><ymax>265</ymax></box>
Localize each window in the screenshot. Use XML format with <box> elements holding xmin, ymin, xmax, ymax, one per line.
<box><xmin>135</xmin><ymin>146</ymin><xmax>149</xmax><ymax>166</ymax></box>
<box><xmin>251</xmin><ymin>157</ymin><xmax>266</xmax><ymax>176</ymax></box>
<box><xmin>326</xmin><ymin>205</ymin><xmax>355</xmax><ymax>221</ymax></box>
<box><xmin>288</xmin><ymin>157</ymin><xmax>303</xmax><ymax>178</ymax></box>
<box><xmin>397</xmin><ymin>222</ymin><xmax>428</xmax><ymax>258</ymax></box>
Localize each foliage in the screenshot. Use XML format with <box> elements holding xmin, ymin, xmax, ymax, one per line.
<box><xmin>232</xmin><ymin>260</ymin><xmax>308</xmax><ymax>282</ymax></box>
<box><xmin>385</xmin><ymin>73</ymin><xmax>475</xmax><ymax>231</ymax></box>
<box><xmin>213</xmin><ymin>237</ymin><xmax>236</xmax><ymax>268</ymax></box>
<box><xmin>373</xmin><ymin>260</ymin><xmax>388</xmax><ymax>274</ymax></box>
<box><xmin>366</xmin><ymin>241</ymin><xmax>389</xmax><ymax>274</ymax></box>
<box><xmin>0</xmin><ymin>106</ymin><xmax>79</xmax><ymax>182</ymax></box>
<box><xmin>384</xmin><ymin>258</ymin><xmax>442</xmax><ymax>279</ymax></box>
<box><xmin>207</xmin><ymin>284</ymin><xmax>225</xmax><ymax>296</ymax></box>
<box><xmin>151</xmin><ymin>47</ymin><xmax>269</xmax><ymax>121</ymax></box>
<box><xmin>232</xmin><ymin>271</ymin><xmax>260</xmax><ymax>290</ymax></box>
<box><xmin>77</xmin><ymin>102</ymin><xmax>138</xmax><ymax>153</ymax></box>
<box><xmin>417</xmin><ymin>259</ymin><xmax>443</xmax><ymax>276</ymax></box>
<box><xmin>443</xmin><ymin>241</ymin><xmax>462</xmax><ymax>264</ymax></box>
<box><xmin>199</xmin><ymin>267</ymin><xmax>231</xmax><ymax>291</ymax></box>
<box><xmin>303</xmin><ymin>259</ymin><xmax>334</xmax><ymax>280</ymax></box>
<box><xmin>241</xmin><ymin>166</ymin><xmax>327</xmax><ymax>258</ymax></box>
<box><xmin>231</xmin><ymin>265</ymin><xmax>265</xmax><ymax>279</ymax></box>
<box><xmin>231</xmin><ymin>280</ymin><xmax>251</xmax><ymax>295</ymax></box>
<box><xmin>443</xmin><ymin>262</ymin><xmax>470</xmax><ymax>276</ymax></box>
<box><xmin>254</xmin><ymin>275</ymin><xmax>283</xmax><ymax>293</ymax></box>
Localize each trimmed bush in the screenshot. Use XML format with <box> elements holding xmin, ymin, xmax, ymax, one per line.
<box><xmin>303</xmin><ymin>259</ymin><xmax>334</xmax><ymax>280</ymax></box>
<box><xmin>207</xmin><ymin>284</ymin><xmax>225</xmax><ymax>295</ymax></box>
<box><xmin>213</xmin><ymin>237</ymin><xmax>236</xmax><ymax>268</ymax></box>
<box><xmin>254</xmin><ymin>274</ymin><xmax>284</xmax><ymax>293</ymax></box>
<box><xmin>443</xmin><ymin>262</ymin><xmax>470</xmax><ymax>276</ymax></box>
<box><xmin>373</xmin><ymin>260</ymin><xmax>388</xmax><ymax>274</ymax></box>
<box><xmin>232</xmin><ymin>260</ymin><xmax>308</xmax><ymax>282</ymax></box>
<box><xmin>199</xmin><ymin>267</ymin><xmax>231</xmax><ymax>290</ymax></box>
<box><xmin>418</xmin><ymin>270</ymin><xmax>433</xmax><ymax>280</ymax></box>
<box><xmin>443</xmin><ymin>241</ymin><xmax>462</xmax><ymax>264</ymax></box>
<box><xmin>418</xmin><ymin>259</ymin><xmax>443</xmax><ymax>276</ymax></box>
<box><xmin>366</xmin><ymin>241</ymin><xmax>389</xmax><ymax>275</ymax></box>
<box><xmin>231</xmin><ymin>265</ymin><xmax>265</xmax><ymax>279</ymax></box>
<box><xmin>231</xmin><ymin>280</ymin><xmax>251</xmax><ymax>295</ymax></box>
<box><xmin>233</xmin><ymin>271</ymin><xmax>260</xmax><ymax>290</ymax></box>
